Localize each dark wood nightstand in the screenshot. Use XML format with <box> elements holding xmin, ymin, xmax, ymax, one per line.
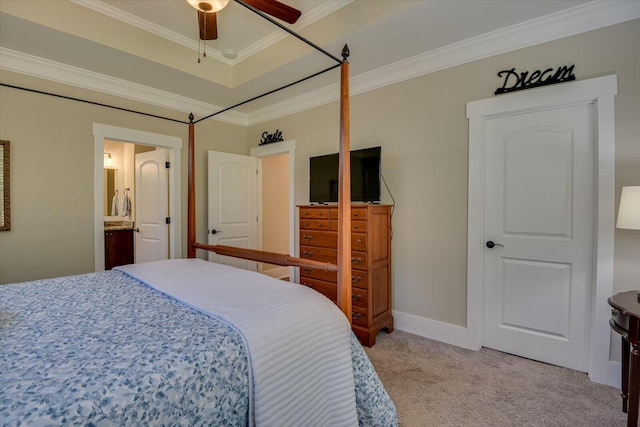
<box><xmin>608</xmin><ymin>290</ymin><xmax>640</xmax><ymax>427</ymax></box>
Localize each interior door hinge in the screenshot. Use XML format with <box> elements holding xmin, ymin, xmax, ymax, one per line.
<box><xmin>165</xmin><ymin>161</ymin><xmax>170</xmax><ymax>169</ymax></box>
<box><xmin>166</xmin><ymin>217</ymin><xmax>171</xmax><ymax>224</ymax></box>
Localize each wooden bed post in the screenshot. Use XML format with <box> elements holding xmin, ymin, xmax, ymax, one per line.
<box><xmin>337</xmin><ymin>45</ymin><xmax>352</xmax><ymax>322</ymax></box>
<box><xmin>188</xmin><ymin>113</ymin><xmax>196</xmax><ymax>258</ymax></box>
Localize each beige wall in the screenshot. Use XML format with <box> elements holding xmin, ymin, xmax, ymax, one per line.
<box><xmin>0</xmin><ymin>71</ymin><xmax>247</xmax><ymax>283</ymax></box>
<box><xmin>247</xmin><ymin>20</ymin><xmax>640</xmax><ymax>327</ymax></box>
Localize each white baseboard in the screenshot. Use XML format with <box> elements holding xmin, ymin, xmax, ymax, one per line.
<box><xmin>393</xmin><ymin>310</ymin><xmax>620</xmax><ymax>388</ymax></box>
<box><xmin>393</xmin><ymin>310</ymin><xmax>480</xmax><ymax>351</ymax></box>
<box><xmin>590</xmin><ymin>360</ymin><xmax>621</xmax><ymax>389</ymax></box>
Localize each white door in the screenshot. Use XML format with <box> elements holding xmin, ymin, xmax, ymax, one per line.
<box><xmin>208</xmin><ymin>151</ymin><xmax>258</xmax><ymax>271</ymax></box>
<box><xmin>134</xmin><ymin>149</ymin><xmax>169</xmax><ymax>263</ymax></box>
<box><xmin>482</xmin><ymin>103</ymin><xmax>594</xmax><ymax>372</ymax></box>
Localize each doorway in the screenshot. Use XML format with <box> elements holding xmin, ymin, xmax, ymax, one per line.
<box><xmin>466</xmin><ymin>75</ymin><xmax>618</xmax><ymax>386</ymax></box>
<box><xmin>259</xmin><ymin>152</ymin><xmax>291</xmax><ymax>279</ymax></box>
<box><xmin>93</xmin><ymin>124</ymin><xmax>182</xmax><ymax>272</ymax></box>
<box><xmin>252</xmin><ymin>140</ymin><xmax>296</xmax><ymax>281</ymax></box>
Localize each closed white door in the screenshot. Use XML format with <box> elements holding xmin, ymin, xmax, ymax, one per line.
<box><xmin>482</xmin><ymin>103</ymin><xmax>594</xmax><ymax>372</ymax></box>
<box><xmin>134</xmin><ymin>149</ymin><xmax>169</xmax><ymax>263</ymax></box>
<box><xmin>208</xmin><ymin>151</ymin><xmax>258</xmax><ymax>271</ymax></box>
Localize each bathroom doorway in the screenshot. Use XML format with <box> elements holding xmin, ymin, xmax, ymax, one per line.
<box><xmin>93</xmin><ymin>124</ymin><xmax>182</xmax><ymax>272</ymax></box>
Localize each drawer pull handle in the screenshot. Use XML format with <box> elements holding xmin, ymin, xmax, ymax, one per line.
<box><xmin>351</xmin><ymin>257</ymin><xmax>362</xmax><ymax>265</ymax></box>
<box><xmin>352</xmin><ymin>312</ymin><xmax>363</xmax><ymax>320</ymax></box>
<box><xmin>356</xmin><ymin>239</ymin><xmax>363</xmax><ymax>245</ymax></box>
<box><xmin>352</xmin><ymin>294</ymin><xmax>362</xmax><ymax>301</ymax></box>
<box><xmin>352</xmin><ymin>275</ymin><xmax>362</xmax><ymax>283</ymax></box>
<box><xmin>353</xmin><ymin>225</ymin><xmax>358</xmax><ymax>229</ymax></box>
<box><xmin>303</xmin><ymin>234</ymin><xmax>312</xmax><ymax>241</ymax></box>
<box><xmin>317</xmin><ymin>223</ymin><xmax>323</xmax><ymax>228</ymax></box>
<box><xmin>303</xmin><ymin>267</ymin><xmax>312</xmax><ymax>273</ymax></box>
<box><xmin>303</xmin><ymin>251</ymin><xmax>313</xmax><ymax>258</ymax></box>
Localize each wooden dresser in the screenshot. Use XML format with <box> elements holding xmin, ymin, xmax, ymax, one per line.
<box><xmin>298</xmin><ymin>204</ymin><xmax>393</xmax><ymax>346</ymax></box>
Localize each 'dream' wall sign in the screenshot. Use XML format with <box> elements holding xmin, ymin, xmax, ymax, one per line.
<box><xmin>495</xmin><ymin>65</ymin><xmax>575</xmax><ymax>95</ymax></box>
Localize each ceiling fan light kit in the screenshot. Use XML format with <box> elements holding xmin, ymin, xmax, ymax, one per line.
<box><xmin>187</xmin><ymin>0</ymin><xmax>230</xmax><ymax>13</ymax></box>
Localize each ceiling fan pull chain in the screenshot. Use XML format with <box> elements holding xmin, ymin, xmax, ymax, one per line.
<box><xmin>201</xmin><ymin>13</ymin><xmax>207</xmax><ymax>59</ymax></box>
<box><xmin>197</xmin><ymin>38</ymin><xmax>201</xmax><ymax>63</ymax></box>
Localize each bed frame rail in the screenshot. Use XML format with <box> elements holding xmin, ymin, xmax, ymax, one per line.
<box><xmin>193</xmin><ymin>243</ymin><xmax>338</xmax><ymax>272</ymax></box>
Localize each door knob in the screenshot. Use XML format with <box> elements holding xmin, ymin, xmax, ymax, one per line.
<box><xmin>211</xmin><ymin>229</ymin><xmax>223</xmax><ymax>235</ymax></box>
<box><xmin>486</xmin><ymin>240</ymin><xmax>504</xmax><ymax>248</ymax></box>
<box><xmin>134</xmin><ymin>228</ymin><xmax>140</xmax><ymax>233</ymax></box>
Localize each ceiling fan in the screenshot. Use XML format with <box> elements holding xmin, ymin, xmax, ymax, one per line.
<box><xmin>186</xmin><ymin>0</ymin><xmax>302</xmax><ymax>41</ymax></box>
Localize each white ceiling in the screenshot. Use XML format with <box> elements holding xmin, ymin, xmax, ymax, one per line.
<box><xmin>1</xmin><ymin>0</ymin><xmax>638</xmax><ymax>125</ymax></box>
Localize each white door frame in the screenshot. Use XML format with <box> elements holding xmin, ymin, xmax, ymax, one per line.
<box><xmin>466</xmin><ymin>75</ymin><xmax>618</xmax><ymax>386</ymax></box>
<box><xmin>93</xmin><ymin>123</ymin><xmax>182</xmax><ymax>271</ymax></box>
<box><xmin>250</xmin><ymin>140</ymin><xmax>296</xmax><ymax>282</ymax></box>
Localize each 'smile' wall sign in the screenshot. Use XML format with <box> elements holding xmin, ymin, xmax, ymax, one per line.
<box><xmin>495</xmin><ymin>65</ymin><xmax>575</xmax><ymax>95</ymax></box>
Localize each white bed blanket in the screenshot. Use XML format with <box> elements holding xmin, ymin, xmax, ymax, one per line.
<box><xmin>116</xmin><ymin>259</ymin><xmax>358</xmax><ymax>427</ymax></box>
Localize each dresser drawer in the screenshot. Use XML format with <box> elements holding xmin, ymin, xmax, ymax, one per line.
<box><xmin>330</xmin><ymin>207</ymin><xmax>367</xmax><ymax>220</ymax></box>
<box><xmin>300</xmin><ymin>230</ymin><xmax>336</xmax><ymax>248</ymax></box>
<box><xmin>300</xmin><ymin>246</ymin><xmax>367</xmax><ymax>269</ymax></box>
<box><xmin>300</xmin><ymin>219</ymin><xmax>330</xmax><ymax>231</ymax></box>
<box><xmin>351</xmin><ymin>251</ymin><xmax>367</xmax><ymax>270</ymax></box>
<box><xmin>352</xmin><ymin>306</ymin><xmax>368</xmax><ymax>327</ymax></box>
<box><xmin>330</xmin><ymin>220</ymin><xmax>367</xmax><ymax>233</ymax></box>
<box><xmin>350</xmin><ymin>270</ymin><xmax>368</xmax><ymax>290</ymax></box>
<box><xmin>300</xmin><ymin>277</ymin><xmax>336</xmax><ymax>302</ymax></box>
<box><xmin>300</xmin><ymin>207</ymin><xmax>329</xmax><ymax>219</ymax></box>
<box><xmin>352</xmin><ymin>233</ymin><xmax>367</xmax><ymax>251</ymax></box>
<box><xmin>351</xmin><ymin>288</ymin><xmax>368</xmax><ymax>308</ymax></box>
<box><xmin>300</xmin><ymin>267</ymin><xmax>368</xmax><ymax>291</ymax></box>
<box><xmin>300</xmin><ymin>231</ymin><xmax>366</xmax><ymax>251</ymax></box>
<box><xmin>300</xmin><ymin>246</ymin><xmax>336</xmax><ymax>264</ymax></box>
<box><xmin>300</xmin><ymin>266</ymin><xmax>337</xmax><ymax>283</ymax></box>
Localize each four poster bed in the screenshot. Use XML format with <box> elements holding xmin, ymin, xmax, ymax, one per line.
<box><xmin>0</xmin><ymin>1</ymin><xmax>397</xmax><ymax>425</ymax></box>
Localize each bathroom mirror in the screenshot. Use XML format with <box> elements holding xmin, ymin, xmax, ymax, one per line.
<box><xmin>0</xmin><ymin>141</ymin><xmax>9</xmax><ymax>231</ymax></box>
<box><xmin>103</xmin><ymin>165</ymin><xmax>123</xmax><ymax>220</ymax></box>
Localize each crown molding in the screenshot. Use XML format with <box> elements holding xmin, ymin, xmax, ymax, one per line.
<box><xmin>70</xmin><ymin>0</ymin><xmax>231</xmax><ymax>64</ymax></box>
<box><xmin>246</xmin><ymin>0</ymin><xmax>640</xmax><ymax>126</ymax></box>
<box><xmin>3</xmin><ymin>1</ymin><xmax>638</xmax><ymax>127</ymax></box>
<box><xmin>0</xmin><ymin>48</ymin><xmax>246</xmax><ymax>126</ymax></box>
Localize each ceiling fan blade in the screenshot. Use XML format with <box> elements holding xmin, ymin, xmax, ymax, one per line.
<box><xmin>198</xmin><ymin>10</ymin><xmax>218</xmax><ymax>40</ymax></box>
<box><xmin>243</xmin><ymin>0</ymin><xmax>302</xmax><ymax>24</ymax></box>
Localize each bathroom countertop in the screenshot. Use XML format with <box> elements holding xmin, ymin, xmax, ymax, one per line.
<box><xmin>104</xmin><ymin>221</ymin><xmax>134</xmax><ymax>231</ymax></box>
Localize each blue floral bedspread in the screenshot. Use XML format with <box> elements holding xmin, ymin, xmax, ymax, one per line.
<box><xmin>0</xmin><ymin>270</ymin><xmax>397</xmax><ymax>426</ymax></box>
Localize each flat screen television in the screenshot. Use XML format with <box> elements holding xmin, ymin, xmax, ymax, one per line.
<box><xmin>309</xmin><ymin>146</ymin><xmax>381</xmax><ymax>203</ymax></box>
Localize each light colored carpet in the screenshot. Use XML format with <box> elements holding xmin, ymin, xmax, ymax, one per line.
<box><xmin>365</xmin><ymin>330</ymin><xmax>627</xmax><ymax>427</ymax></box>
